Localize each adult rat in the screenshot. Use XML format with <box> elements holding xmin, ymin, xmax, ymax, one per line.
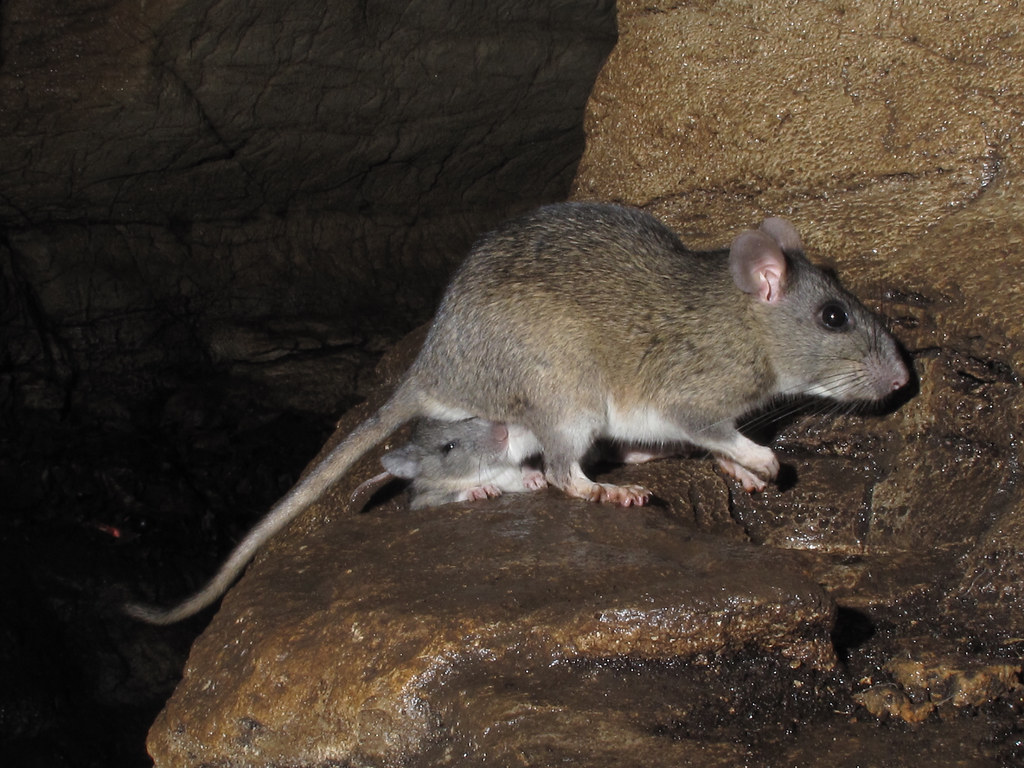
<box><xmin>126</xmin><ymin>202</ymin><xmax>909</xmax><ymax>623</ymax></box>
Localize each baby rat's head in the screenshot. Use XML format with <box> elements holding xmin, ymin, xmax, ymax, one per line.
<box><xmin>381</xmin><ymin>418</ymin><xmax>517</xmax><ymax>508</ymax></box>
<box><xmin>729</xmin><ymin>218</ymin><xmax>909</xmax><ymax>404</ymax></box>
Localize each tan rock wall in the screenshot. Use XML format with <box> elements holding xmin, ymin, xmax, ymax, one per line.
<box><xmin>574</xmin><ymin>0</ymin><xmax>1024</xmax><ymax>633</ymax></box>
<box><xmin>574</xmin><ymin>0</ymin><xmax>1019</xmax><ymax>262</ymax></box>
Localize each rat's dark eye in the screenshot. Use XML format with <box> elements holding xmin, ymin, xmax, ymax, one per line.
<box><xmin>819</xmin><ymin>301</ymin><xmax>850</xmax><ymax>331</ymax></box>
<box><xmin>440</xmin><ymin>441</ymin><xmax>458</xmax><ymax>455</ymax></box>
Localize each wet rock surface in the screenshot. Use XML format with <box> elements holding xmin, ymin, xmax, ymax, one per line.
<box><xmin>854</xmin><ymin>636</ymin><xmax>1023</xmax><ymax>723</ymax></box>
<box><xmin>142</xmin><ymin>346</ymin><xmax>1024</xmax><ymax>767</ymax></box>
<box><xmin>148</xmin><ymin>447</ymin><xmax>839</xmax><ymax>766</ymax></box>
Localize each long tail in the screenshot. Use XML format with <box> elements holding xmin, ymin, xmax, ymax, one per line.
<box><xmin>124</xmin><ymin>388</ymin><xmax>421</xmax><ymax>625</ymax></box>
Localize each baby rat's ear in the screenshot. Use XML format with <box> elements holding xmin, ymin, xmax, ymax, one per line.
<box><xmin>381</xmin><ymin>447</ymin><xmax>421</xmax><ymax>479</ymax></box>
<box><xmin>758</xmin><ymin>217</ymin><xmax>803</xmax><ymax>255</ymax></box>
<box><xmin>729</xmin><ymin>230</ymin><xmax>788</xmax><ymax>303</ymax></box>
<box><xmin>487</xmin><ymin>421</ymin><xmax>509</xmax><ymax>443</ymax></box>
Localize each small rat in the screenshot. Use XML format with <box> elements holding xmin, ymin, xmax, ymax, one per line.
<box><xmin>355</xmin><ymin>417</ymin><xmax>682</xmax><ymax>510</ymax></box>
<box><xmin>351</xmin><ymin>417</ymin><xmax>547</xmax><ymax>509</ymax></box>
<box><xmin>126</xmin><ymin>202</ymin><xmax>909</xmax><ymax>623</ymax></box>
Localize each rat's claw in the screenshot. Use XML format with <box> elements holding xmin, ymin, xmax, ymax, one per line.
<box><xmin>716</xmin><ymin>457</ymin><xmax>773</xmax><ymax>492</ymax></box>
<box><xmin>523</xmin><ymin>470</ymin><xmax>548</xmax><ymax>491</ymax></box>
<box><xmin>462</xmin><ymin>484</ymin><xmax>503</xmax><ymax>502</ymax></box>
<box><xmin>567</xmin><ymin>478</ymin><xmax>651</xmax><ymax>506</ymax></box>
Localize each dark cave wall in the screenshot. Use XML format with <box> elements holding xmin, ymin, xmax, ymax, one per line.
<box><xmin>0</xmin><ymin>9</ymin><xmax>615</xmax><ymax>762</ymax></box>
<box><xmin>0</xmin><ymin>0</ymin><xmax>617</xmax><ymax>418</ymax></box>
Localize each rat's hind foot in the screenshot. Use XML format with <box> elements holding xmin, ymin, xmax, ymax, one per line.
<box><xmin>565</xmin><ymin>477</ymin><xmax>651</xmax><ymax>506</ymax></box>
<box><xmin>546</xmin><ymin>457</ymin><xmax>651</xmax><ymax>506</ymax></box>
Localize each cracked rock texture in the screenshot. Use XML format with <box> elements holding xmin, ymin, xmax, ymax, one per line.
<box><xmin>1</xmin><ymin>0</ymin><xmax>616</xmax><ymax>418</ymax></box>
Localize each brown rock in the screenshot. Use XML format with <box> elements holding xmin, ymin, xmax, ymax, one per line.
<box><xmin>854</xmin><ymin>636</ymin><xmax>1023</xmax><ymax>723</ymax></box>
<box><xmin>574</xmin><ymin>0</ymin><xmax>1014</xmax><ymax>257</ymax></box>
<box><xmin>573</xmin><ymin>0</ymin><xmax>1024</xmax><ymax>641</ymax></box>
<box><xmin>853</xmin><ymin>686</ymin><xmax>935</xmax><ymax>724</ymax></box>
<box><xmin>147</xmin><ymin>491</ymin><xmax>836</xmax><ymax>766</ymax></box>
<box><xmin>885</xmin><ymin>651</ymin><xmax>1022</xmax><ymax>711</ymax></box>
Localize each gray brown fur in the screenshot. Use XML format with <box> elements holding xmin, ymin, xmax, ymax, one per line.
<box><xmin>126</xmin><ymin>202</ymin><xmax>908</xmax><ymax>623</ymax></box>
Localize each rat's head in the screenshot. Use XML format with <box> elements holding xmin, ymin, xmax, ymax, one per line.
<box><xmin>381</xmin><ymin>418</ymin><xmax>513</xmax><ymax>508</ymax></box>
<box><xmin>383</xmin><ymin>418</ymin><xmax>511</xmax><ymax>481</ymax></box>
<box><xmin>729</xmin><ymin>218</ymin><xmax>909</xmax><ymax>404</ymax></box>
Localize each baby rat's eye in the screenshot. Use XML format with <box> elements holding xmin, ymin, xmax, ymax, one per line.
<box><xmin>440</xmin><ymin>441</ymin><xmax>458</xmax><ymax>455</ymax></box>
<box><xmin>819</xmin><ymin>301</ymin><xmax>850</xmax><ymax>331</ymax></box>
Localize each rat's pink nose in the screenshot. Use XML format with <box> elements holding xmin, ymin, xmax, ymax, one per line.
<box><xmin>891</xmin><ymin>364</ymin><xmax>910</xmax><ymax>391</ymax></box>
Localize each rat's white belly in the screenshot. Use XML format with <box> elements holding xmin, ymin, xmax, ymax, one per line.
<box><xmin>504</xmin><ymin>423</ymin><xmax>543</xmax><ymax>462</ymax></box>
<box><xmin>604</xmin><ymin>399</ymin><xmax>693</xmax><ymax>445</ymax></box>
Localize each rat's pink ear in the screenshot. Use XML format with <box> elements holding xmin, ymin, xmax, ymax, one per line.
<box><xmin>488</xmin><ymin>421</ymin><xmax>509</xmax><ymax>444</ymax></box>
<box><xmin>729</xmin><ymin>230</ymin><xmax>787</xmax><ymax>303</ymax></box>
<box><xmin>759</xmin><ymin>217</ymin><xmax>803</xmax><ymax>254</ymax></box>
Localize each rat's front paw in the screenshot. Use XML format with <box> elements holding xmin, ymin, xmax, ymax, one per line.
<box><xmin>716</xmin><ymin>446</ymin><xmax>779</xmax><ymax>493</ymax></box>
<box><xmin>522</xmin><ymin>469</ymin><xmax>548</xmax><ymax>491</ymax></box>
<box><xmin>461</xmin><ymin>484</ymin><xmax>503</xmax><ymax>502</ymax></box>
